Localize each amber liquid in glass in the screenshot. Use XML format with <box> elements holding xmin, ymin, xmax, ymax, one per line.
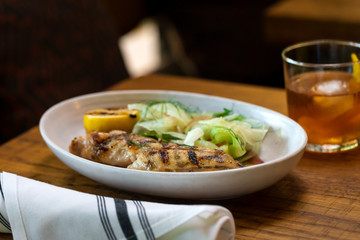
<box><xmin>286</xmin><ymin>71</ymin><xmax>360</xmax><ymax>147</ymax></box>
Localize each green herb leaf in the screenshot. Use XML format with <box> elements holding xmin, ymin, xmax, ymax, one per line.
<box><xmin>214</xmin><ymin>108</ymin><xmax>233</xmax><ymax>117</ymax></box>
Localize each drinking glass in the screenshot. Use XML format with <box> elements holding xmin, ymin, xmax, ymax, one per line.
<box><xmin>282</xmin><ymin>40</ymin><xmax>360</xmax><ymax>153</ymax></box>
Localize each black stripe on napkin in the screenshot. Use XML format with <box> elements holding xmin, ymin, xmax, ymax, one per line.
<box><xmin>0</xmin><ymin>212</ymin><xmax>11</xmax><ymax>231</ymax></box>
<box><xmin>0</xmin><ymin>181</ymin><xmax>4</xmax><ymax>199</ymax></box>
<box><xmin>0</xmin><ymin>180</ymin><xmax>11</xmax><ymax>231</ymax></box>
<box><xmin>114</xmin><ymin>198</ymin><xmax>137</xmax><ymax>240</ymax></box>
<box><xmin>133</xmin><ymin>200</ymin><xmax>155</xmax><ymax>240</ymax></box>
<box><xmin>97</xmin><ymin>196</ymin><xmax>116</xmax><ymax>240</ymax></box>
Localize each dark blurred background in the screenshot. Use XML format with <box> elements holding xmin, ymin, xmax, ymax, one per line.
<box><xmin>1</xmin><ymin>0</ymin><xmax>360</xmax><ymax>143</ymax></box>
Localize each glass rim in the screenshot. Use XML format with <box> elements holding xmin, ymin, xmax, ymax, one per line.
<box><xmin>281</xmin><ymin>39</ymin><xmax>360</xmax><ymax>67</ymax></box>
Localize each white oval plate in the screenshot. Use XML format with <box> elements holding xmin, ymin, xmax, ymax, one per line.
<box><xmin>39</xmin><ymin>90</ymin><xmax>307</xmax><ymax>199</ymax></box>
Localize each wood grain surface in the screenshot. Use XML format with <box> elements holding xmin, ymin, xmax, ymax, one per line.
<box><xmin>1</xmin><ymin>74</ymin><xmax>359</xmax><ymax>240</ymax></box>
<box><xmin>265</xmin><ymin>0</ymin><xmax>360</xmax><ymax>44</ymax></box>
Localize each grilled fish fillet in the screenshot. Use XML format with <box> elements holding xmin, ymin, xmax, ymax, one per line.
<box><xmin>69</xmin><ymin>130</ymin><xmax>241</xmax><ymax>172</ymax></box>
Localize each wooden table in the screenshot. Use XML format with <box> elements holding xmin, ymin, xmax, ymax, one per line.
<box><xmin>1</xmin><ymin>74</ymin><xmax>360</xmax><ymax>240</ymax></box>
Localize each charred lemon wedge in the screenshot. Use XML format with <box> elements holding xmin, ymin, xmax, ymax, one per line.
<box><xmin>84</xmin><ymin>108</ymin><xmax>139</xmax><ymax>133</ymax></box>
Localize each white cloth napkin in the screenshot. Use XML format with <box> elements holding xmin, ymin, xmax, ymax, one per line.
<box><xmin>0</xmin><ymin>172</ymin><xmax>235</xmax><ymax>240</ymax></box>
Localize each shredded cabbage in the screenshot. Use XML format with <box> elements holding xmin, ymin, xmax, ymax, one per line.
<box><xmin>183</xmin><ymin>127</ymin><xmax>204</xmax><ymax>146</ymax></box>
<box><xmin>129</xmin><ymin>102</ymin><xmax>192</xmax><ymax>136</ymax></box>
<box><xmin>129</xmin><ymin>101</ymin><xmax>269</xmax><ymax>161</ymax></box>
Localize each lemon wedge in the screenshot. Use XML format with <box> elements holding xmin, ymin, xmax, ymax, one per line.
<box><xmin>351</xmin><ymin>53</ymin><xmax>360</xmax><ymax>82</ymax></box>
<box><xmin>84</xmin><ymin>108</ymin><xmax>139</xmax><ymax>133</ymax></box>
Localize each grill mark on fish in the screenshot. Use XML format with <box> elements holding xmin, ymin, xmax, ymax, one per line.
<box><xmin>187</xmin><ymin>150</ymin><xmax>198</xmax><ymax>165</ymax></box>
<box><xmin>98</xmin><ymin>144</ymin><xmax>109</xmax><ymax>152</ymax></box>
<box><xmin>216</xmin><ymin>155</ymin><xmax>224</xmax><ymax>163</ymax></box>
<box><xmin>200</xmin><ymin>155</ymin><xmax>224</xmax><ymax>163</ymax></box>
<box><xmin>159</xmin><ymin>149</ymin><xmax>169</xmax><ymax>163</ymax></box>
<box><xmin>92</xmin><ymin>134</ymin><xmax>109</xmax><ymax>152</ymax></box>
<box><xmin>148</xmin><ymin>151</ymin><xmax>157</xmax><ymax>156</ymax></box>
<box><xmin>139</xmin><ymin>139</ymin><xmax>158</xmax><ymax>144</ymax></box>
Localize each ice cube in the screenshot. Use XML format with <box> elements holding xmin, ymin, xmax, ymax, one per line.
<box><xmin>311</xmin><ymin>80</ymin><xmax>348</xmax><ymax>95</ymax></box>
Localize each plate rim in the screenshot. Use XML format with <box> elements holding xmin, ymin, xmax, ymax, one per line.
<box><xmin>39</xmin><ymin>89</ymin><xmax>308</xmax><ymax>176</ymax></box>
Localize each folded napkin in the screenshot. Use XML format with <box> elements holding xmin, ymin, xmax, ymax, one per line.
<box><xmin>0</xmin><ymin>172</ymin><xmax>235</xmax><ymax>240</ymax></box>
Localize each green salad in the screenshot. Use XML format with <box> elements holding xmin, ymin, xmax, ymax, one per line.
<box><xmin>128</xmin><ymin>101</ymin><xmax>269</xmax><ymax>163</ymax></box>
